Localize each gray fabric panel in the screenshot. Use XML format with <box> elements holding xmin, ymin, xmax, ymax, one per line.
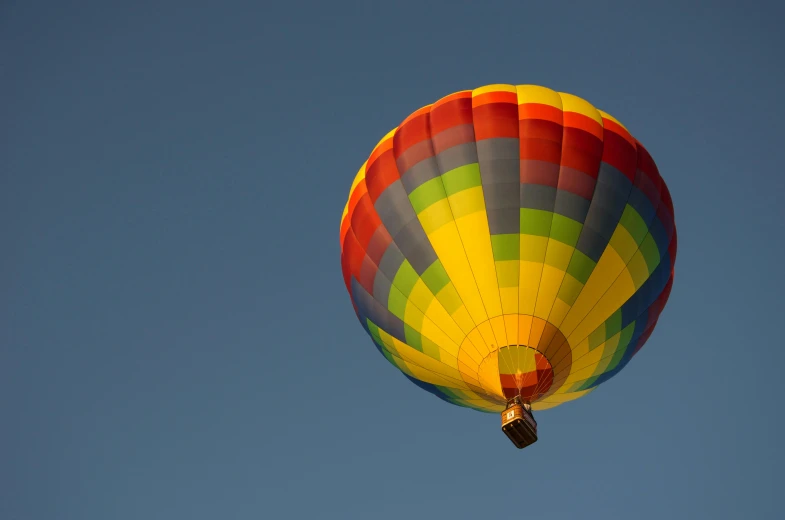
<box><xmin>351</xmin><ymin>276</ymin><xmax>376</xmax><ymax>319</ymax></box>
<box><xmin>481</xmin><ymin>158</ymin><xmax>520</xmax><ymax>184</ymax></box>
<box><xmin>627</xmin><ymin>185</ymin><xmax>656</xmax><ymax>223</ymax></box>
<box><xmin>378</xmin><ymin>245</ymin><xmax>405</xmax><ymax>281</ymax></box>
<box><xmin>374</xmin><ymin>180</ymin><xmax>416</xmax><ymax>238</ymax></box>
<box><xmin>476</xmin><ymin>138</ymin><xmax>519</xmax><ymax>160</ymax></box>
<box><xmin>554</xmin><ymin>190</ymin><xmax>591</xmax><ymax>223</ymax></box>
<box><xmin>351</xmin><ymin>277</ymin><xmax>406</xmax><ymax>343</ymax></box>
<box><xmin>521</xmin><ymin>184</ymin><xmax>557</xmax><ymax>211</ymax></box>
<box><xmin>435</xmin><ymin>142</ymin><xmax>478</xmax><ymax>174</ymax></box>
<box><xmin>384</xmin><ymin>312</ymin><xmax>407</xmax><ymax>344</ymax></box>
<box><xmin>576</xmin><ymin>226</ymin><xmax>608</xmax><ymax>262</ymax></box>
<box><xmin>597</xmin><ymin>162</ymin><xmax>632</xmax><ymax>199</ymax></box>
<box><xmin>483</xmin><ymin>182</ymin><xmax>519</xmax><ymax>209</ymax></box>
<box><xmin>584</xmin><ymin>205</ymin><xmax>622</xmax><ymax>242</ymax></box>
<box><xmin>577</xmin><ymin>162</ymin><xmax>633</xmax><ymax>248</ymax></box>
<box><xmin>590</xmin><ymin>179</ymin><xmax>629</xmax><ymax>216</ymax></box>
<box><xmin>477</xmin><ymin>139</ymin><xmax>519</xmax><ymax>236</ymax></box>
<box><xmin>393</xmin><ymin>218</ymin><xmax>438</xmax><ymax>274</ymax></box>
<box><xmin>476</xmin><ymin>138</ymin><xmax>519</xmax><ymax>184</ymax></box>
<box><xmin>401</xmin><ymin>157</ymin><xmax>442</xmax><ymax>193</ymax></box>
<box><xmin>372</xmin><ymin>267</ymin><xmax>393</xmax><ymax>305</ymax></box>
<box><xmin>487</xmin><ymin>207</ymin><xmax>520</xmax><ymax>235</ymax></box>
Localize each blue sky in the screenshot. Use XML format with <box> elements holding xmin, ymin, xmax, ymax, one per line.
<box><xmin>2</xmin><ymin>1</ymin><xmax>783</xmax><ymax>518</ymax></box>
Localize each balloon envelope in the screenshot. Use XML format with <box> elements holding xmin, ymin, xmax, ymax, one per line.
<box><xmin>340</xmin><ymin>84</ymin><xmax>676</xmax><ymax>412</ymax></box>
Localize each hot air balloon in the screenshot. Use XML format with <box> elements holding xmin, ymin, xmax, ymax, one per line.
<box><xmin>339</xmin><ymin>84</ymin><xmax>676</xmax><ymax>449</ymax></box>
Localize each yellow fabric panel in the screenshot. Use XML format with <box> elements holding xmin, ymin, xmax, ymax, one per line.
<box><xmin>560</xmin><ymin>92</ymin><xmax>603</xmax><ymax>126</ymax></box>
<box><xmin>495</xmin><ymin>260</ymin><xmax>519</xmax><ymax>288</ymax></box>
<box><xmin>534</xmin><ymin>264</ymin><xmax>567</xmax><ymax>320</ymax></box>
<box><xmin>427</xmin><ymin>222</ymin><xmax>488</xmax><ymax>325</ymax></box>
<box><xmin>389</xmin><ymin>336</ymin><xmax>468</xmax><ymax>388</ymax></box>
<box><xmin>568</xmin><ymin>267</ymin><xmax>635</xmax><ymax>348</ymax></box>
<box><xmin>528</xmin><ymin>317</ymin><xmax>547</xmax><ymax>348</ymax></box>
<box><xmin>377</xmin><ymin>329</ymin><xmax>398</xmax><ymax>354</ymax></box>
<box><xmin>448</xmin><ymin>186</ymin><xmax>485</xmax><ymax>219</ymax></box>
<box><xmin>627</xmin><ymin>250</ymin><xmax>652</xmax><ymax>289</ymax></box>
<box><xmin>559</xmin><ymin>244</ymin><xmax>627</xmax><ymax>335</ymax></box>
<box><xmin>520</xmin><ymin>234</ymin><xmax>548</xmax><ymax>262</ymax></box>
<box><xmin>457</xmin><ymin>360</ymin><xmax>482</xmax><ymax>390</ymax></box>
<box><xmin>519</xmin><ymin>261</ymin><xmax>543</xmax><ymax>315</ymax></box>
<box><xmin>549</xmin><ymin>297</ymin><xmax>571</xmax><ymax>327</ymax></box>
<box><xmin>476</xmin><ymin>352</ymin><xmax>504</xmax><ymax>398</ymax></box>
<box><xmin>465</xmin><ymin>326</ymin><xmax>491</xmax><ymax>361</ymax></box>
<box><xmin>407</xmin><ymin>279</ymin><xmax>435</xmax><ymax>312</ymax></box>
<box><xmin>418</xmin><ymin>198</ymin><xmax>454</xmax><ymax>235</ymax></box>
<box><xmin>420</xmin><ymin>290</ymin><xmax>467</xmax><ymax>347</ymax></box>
<box><xmin>454</xmin><ymin>210</ymin><xmax>503</xmax><ymax>319</ymax></box>
<box><xmin>516</xmin><ymin>314</ymin><xmax>535</xmax><ymax>347</ymax></box>
<box><xmin>448</xmin><ymin>303</ymin><xmax>477</xmax><ymax>336</ymax></box>
<box><xmin>457</xmin><ymin>346</ymin><xmax>482</xmax><ymax>380</ymax></box>
<box><xmin>519</xmin><ymin>235</ymin><xmax>548</xmax><ymax>316</ymax></box>
<box><xmin>516</xmin><ymin>85</ymin><xmax>563</xmax><ymax>109</ymax></box>
<box><xmin>457</xmin><ymin>361</ymin><xmax>484</xmax><ymax>392</ymax></box>
<box><xmin>497</xmin><ymin>259</ymin><xmax>520</xmax><ymax>315</ymax></box>
<box><xmin>476</xmin><ymin>320</ymin><xmax>500</xmax><ymax>350</ymax></box>
<box><xmin>402</xmin><ymin>299</ymin><xmax>425</xmax><ymax>333</ymax></box>
<box><xmin>503</xmin><ymin>315</ymin><xmax>520</xmax><ymax>347</ymax></box>
<box><xmin>499</xmin><ymin>287</ymin><xmax>519</xmax><ymax>315</ymax></box>
<box><xmin>489</xmin><ymin>315</ymin><xmax>509</xmax><ymax>349</ymax></box>
<box><xmin>405</xmin><ymin>363</ymin><xmax>470</xmax><ymax>390</ymax></box>
<box><xmin>609</xmin><ymin>225</ymin><xmax>639</xmax><ymax>263</ymax></box>
<box><xmin>417</xmin><ymin>315</ymin><xmax>460</xmax><ymax>363</ymax></box>
<box><xmin>474</xmin><ymin>83</ymin><xmax>517</xmax><ymax>96</ymax></box>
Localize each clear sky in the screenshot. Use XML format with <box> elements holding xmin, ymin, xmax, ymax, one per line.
<box><xmin>2</xmin><ymin>1</ymin><xmax>783</xmax><ymax>519</ymax></box>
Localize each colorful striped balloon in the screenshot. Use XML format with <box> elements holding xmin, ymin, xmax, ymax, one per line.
<box><xmin>340</xmin><ymin>85</ymin><xmax>676</xmax><ymax>412</ymax></box>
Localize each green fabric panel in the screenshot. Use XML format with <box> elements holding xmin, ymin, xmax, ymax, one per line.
<box><xmin>442</xmin><ymin>163</ymin><xmax>482</xmax><ymax>196</ymax></box>
<box><xmin>421</xmin><ymin>260</ymin><xmax>450</xmax><ymax>295</ymax></box>
<box><xmin>392</xmin><ymin>260</ymin><xmax>419</xmax><ymax>297</ymax></box>
<box><xmin>605</xmin><ymin>309</ymin><xmax>622</xmax><ymax>339</ymax></box>
<box><xmin>550</xmin><ymin>214</ymin><xmax>583</xmax><ymax>246</ymax></box>
<box><xmin>491</xmin><ymin>234</ymin><xmax>519</xmax><ymax>261</ymax></box>
<box><xmin>566</xmin><ymin>250</ymin><xmax>596</xmax><ymax>284</ymax></box>
<box><xmin>387</xmin><ymin>286</ymin><xmax>408</xmax><ymax>320</ymax></box>
<box><xmin>421</xmin><ymin>336</ymin><xmax>442</xmax><ymax>360</ymax></box>
<box><xmin>409</xmin><ymin>177</ymin><xmax>447</xmax><ymax>214</ymax></box>
<box><xmin>520</xmin><ymin>208</ymin><xmax>553</xmax><ymax>237</ymax></box>
<box><xmin>619</xmin><ymin>205</ymin><xmax>648</xmax><ymax>244</ymax></box>
<box><xmin>639</xmin><ymin>234</ymin><xmax>661</xmax><ymax>274</ymax></box>
<box><xmin>588</xmin><ymin>326</ymin><xmax>606</xmax><ymax>351</ymax></box>
<box><xmin>437</xmin><ymin>283</ymin><xmax>463</xmax><ymax>315</ymax></box>
<box><xmin>404</xmin><ymin>324</ymin><xmax>423</xmax><ymax>352</ymax></box>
